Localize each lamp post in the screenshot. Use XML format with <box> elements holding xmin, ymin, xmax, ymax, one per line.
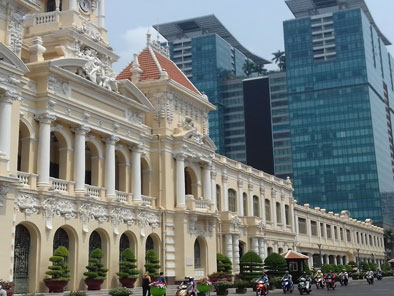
<box><xmin>357</xmin><ymin>248</ymin><xmax>360</xmax><ymax>270</ymax></box>
<box><xmin>317</xmin><ymin>243</ymin><xmax>322</xmax><ymax>267</ymax></box>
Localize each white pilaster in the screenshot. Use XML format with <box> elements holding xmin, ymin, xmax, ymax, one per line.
<box><xmin>175</xmin><ymin>154</ymin><xmax>186</xmax><ymax>208</ymax></box>
<box><xmin>131</xmin><ymin>145</ymin><xmax>142</xmax><ymax>202</ymax></box>
<box><xmin>258</xmin><ymin>238</ymin><xmax>266</xmax><ymax>261</ymax></box>
<box><xmin>251</xmin><ymin>237</ymin><xmax>259</xmax><ymax>254</ymax></box>
<box><xmin>97</xmin><ymin>0</ymin><xmax>105</xmax><ymax>28</ymax></box>
<box><xmin>223</xmin><ymin>175</ymin><xmax>229</xmax><ymax>211</ymax></box>
<box><xmin>225</xmin><ymin>234</ymin><xmax>233</xmax><ymax>263</ymax></box>
<box><xmin>233</xmin><ymin>234</ymin><xmax>240</xmax><ymax>273</ymax></box>
<box><xmin>281</xmin><ymin>193</ymin><xmax>286</xmax><ymax>230</ymax></box>
<box><xmin>272</xmin><ymin>189</ymin><xmax>277</xmax><ymax>228</ymax></box>
<box><xmin>211</xmin><ymin>170</ymin><xmax>217</xmax><ymax>210</ymax></box>
<box><xmin>104</xmin><ymin>136</ymin><xmax>119</xmax><ymax>197</ymax></box>
<box><xmin>37</xmin><ymin>113</ymin><xmax>56</xmax><ymax>186</ymax></box>
<box><xmin>0</xmin><ymin>91</ymin><xmax>20</xmax><ymax>168</ymax></box>
<box><xmin>260</xmin><ymin>185</ymin><xmax>266</xmax><ymax>222</ymax></box>
<box><xmin>290</xmin><ymin>199</ymin><xmax>295</xmax><ymax>232</ymax></box>
<box><xmin>202</xmin><ymin>164</ymin><xmax>212</xmax><ymax>201</ymax></box>
<box><xmin>248</xmin><ymin>183</ymin><xmax>254</xmax><ymax>216</ymax></box>
<box><xmin>73</xmin><ymin>126</ymin><xmax>90</xmax><ymax>192</ymax></box>
<box><xmin>238</xmin><ymin>179</ymin><xmax>243</xmax><ymax>216</ymax></box>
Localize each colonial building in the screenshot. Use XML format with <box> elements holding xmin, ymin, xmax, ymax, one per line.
<box><xmin>0</xmin><ymin>0</ymin><xmax>385</xmax><ymax>294</ymax></box>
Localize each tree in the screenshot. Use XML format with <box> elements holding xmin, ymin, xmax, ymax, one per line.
<box><xmin>84</xmin><ymin>248</ymin><xmax>108</xmax><ymax>280</ymax></box>
<box><xmin>272</xmin><ymin>50</ymin><xmax>286</xmax><ymax>71</ymax></box>
<box><xmin>145</xmin><ymin>249</ymin><xmax>160</xmax><ymax>278</ymax></box>
<box><xmin>264</xmin><ymin>253</ymin><xmax>287</xmax><ymax>277</ymax></box>
<box><xmin>384</xmin><ymin>228</ymin><xmax>394</xmax><ymax>257</ymax></box>
<box><xmin>253</xmin><ymin>64</ymin><xmax>268</xmax><ymax>76</ymax></box>
<box><xmin>243</xmin><ymin>60</ymin><xmax>255</xmax><ymax>78</ymax></box>
<box><xmin>45</xmin><ymin>246</ymin><xmax>71</xmax><ymax>281</ymax></box>
<box><xmin>381</xmin><ymin>262</ymin><xmax>391</xmax><ymax>271</ymax></box>
<box><xmin>240</xmin><ymin>251</ymin><xmax>264</xmax><ymax>281</ymax></box>
<box><xmin>117</xmin><ymin>248</ymin><xmax>139</xmax><ymax>279</ymax></box>
<box><xmin>217</xmin><ymin>253</ymin><xmax>232</xmax><ymax>274</ymax></box>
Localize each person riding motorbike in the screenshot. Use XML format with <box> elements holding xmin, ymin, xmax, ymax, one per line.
<box><xmin>376</xmin><ymin>269</ymin><xmax>383</xmax><ymax>280</ymax></box>
<box><xmin>324</xmin><ymin>270</ymin><xmax>336</xmax><ymax>290</ymax></box>
<box><xmin>338</xmin><ymin>269</ymin><xmax>348</xmax><ymax>286</ymax></box>
<box><xmin>297</xmin><ymin>272</ymin><xmax>312</xmax><ymax>295</ymax></box>
<box><xmin>176</xmin><ymin>277</ymin><xmax>196</xmax><ymax>296</ymax></box>
<box><xmin>366</xmin><ymin>270</ymin><xmax>374</xmax><ymax>284</ymax></box>
<box><xmin>281</xmin><ymin>271</ymin><xmax>294</xmax><ymax>293</ymax></box>
<box><xmin>314</xmin><ymin>270</ymin><xmax>324</xmax><ymax>289</ymax></box>
<box><xmin>256</xmin><ymin>272</ymin><xmax>269</xmax><ymax>295</ymax></box>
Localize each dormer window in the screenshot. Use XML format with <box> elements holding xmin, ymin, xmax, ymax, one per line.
<box><xmin>46</xmin><ymin>0</ymin><xmax>62</xmax><ymax>12</ymax></box>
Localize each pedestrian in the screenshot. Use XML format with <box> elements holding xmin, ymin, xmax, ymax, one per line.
<box><xmin>157</xmin><ymin>272</ymin><xmax>167</xmax><ymax>296</ymax></box>
<box><xmin>142</xmin><ymin>272</ymin><xmax>151</xmax><ymax>296</ymax></box>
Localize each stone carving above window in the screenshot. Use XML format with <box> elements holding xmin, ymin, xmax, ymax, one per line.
<box><xmin>80</xmin><ymin>202</ymin><xmax>108</xmax><ymax>232</ymax></box>
<box><xmin>111</xmin><ymin>207</ymin><xmax>136</xmax><ymax>235</ymax></box>
<box><xmin>126</xmin><ymin>108</ymin><xmax>144</xmax><ymax>125</ymax></box>
<box><xmin>42</xmin><ymin>198</ymin><xmax>77</xmax><ymax>230</ymax></box>
<box><xmin>75</xmin><ymin>21</ymin><xmax>105</xmax><ymax>44</ymax></box>
<box><xmin>188</xmin><ymin>215</ymin><xmax>215</xmax><ymax>237</ymax></box>
<box><xmin>48</xmin><ymin>74</ymin><xmax>71</xmax><ymax>97</ymax></box>
<box><xmin>8</xmin><ymin>11</ymin><xmax>23</xmax><ymax>55</ymax></box>
<box><xmin>0</xmin><ymin>182</ymin><xmax>9</xmax><ymax>207</ymax></box>
<box><xmin>15</xmin><ymin>194</ymin><xmax>40</xmax><ymax>216</ymax></box>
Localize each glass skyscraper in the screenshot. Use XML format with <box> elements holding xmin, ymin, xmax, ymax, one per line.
<box><xmin>154</xmin><ymin>15</ymin><xmax>269</xmax><ymax>160</ymax></box>
<box><xmin>284</xmin><ymin>0</ymin><xmax>394</xmax><ymax>225</ymax></box>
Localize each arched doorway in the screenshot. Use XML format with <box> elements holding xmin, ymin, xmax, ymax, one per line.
<box><xmin>194</xmin><ymin>237</ymin><xmax>207</xmax><ymax>275</ymax></box>
<box><xmin>194</xmin><ymin>239</ymin><xmax>201</xmax><ymax>268</ymax></box>
<box><xmin>50</xmin><ymin>131</ymin><xmax>69</xmax><ymax>180</ymax></box>
<box><xmin>239</xmin><ymin>241</ymin><xmax>246</xmax><ymax>259</ymax></box>
<box><xmin>185</xmin><ymin>167</ymin><xmax>198</xmax><ymax>198</ymax></box>
<box><xmin>89</xmin><ymin>230</ymin><xmax>102</xmax><ymax>256</ymax></box>
<box><xmin>146</xmin><ymin>235</ymin><xmax>154</xmax><ymax>252</ymax></box>
<box><xmin>53</xmin><ymin>227</ymin><xmax>69</xmax><ymax>252</ymax></box>
<box><xmin>86</xmin><ymin>138</ymin><xmax>102</xmax><ymax>187</ymax></box>
<box><xmin>267</xmin><ymin>247</ymin><xmax>273</xmax><ymax>256</ymax></box>
<box><xmin>13</xmin><ymin>225</ymin><xmax>31</xmax><ymax>293</ymax></box>
<box><xmin>18</xmin><ymin>121</ymin><xmax>31</xmax><ymax>173</ymax></box>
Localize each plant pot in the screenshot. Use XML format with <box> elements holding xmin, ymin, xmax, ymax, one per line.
<box><xmin>197</xmin><ymin>284</ymin><xmax>211</xmax><ymax>293</ymax></box>
<box><xmin>216</xmin><ymin>290</ymin><xmax>228</xmax><ymax>296</ymax></box>
<box><xmin>84</xmin><ymin>279</ymin><xmax>104</xmax><ymax>290</ymax></box>
<box><xmin>119</xmin><ymin>278</ymin><xmax>137</xmax><ymax>288</ymax></box>
<box><xmin>6</xmin><ymin>289</ymin><xmax>14</xmax><ymax>296</ymax></box>
<box><xmin>150</xmin><ymin>286</ymin><xmax>166</xmax><ymax>296</ymax></box>
<box><xmin>44</xmin><ymin>279</ymin><xmax>68</xmax><ymax>293</ymax></box>
<box><xmin>235</xmin><ymin>288</ymin><xmax>247</xmax><ymax>294</ymax></box>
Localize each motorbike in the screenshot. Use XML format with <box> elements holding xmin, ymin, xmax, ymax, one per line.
<box><xmin>282</xmin><ymin>278</ymin><xmax>294</xmax><ymax>294</ymax></box>
<box><xmin>315</xmin><ymin>276</ymin><xmax>324</xmax><ymax>289</ymax></box>
<box><xmin>176</xmin><ymin>280</ymin><xmax>194</xmax><ymax>296</ymax></box>
<box><xmin>376</xmin><ymin>273</ymin><xmax>383</xmax><ymax>281</ymax></box>
<box><xmin>325</xmin><ymin>278</ymin><xmax>336</xmax><ymax>290</ymax></box>
<box><xmin>366</xmin><ymin>274</ymin><xmax>374</xmax><ymax>285</ymax></box>
<box><xmin>297</xmin><ymin>278</ymin><xmax>312</xmax><ymax>295</ymax></box>
<box><xmin>339</xmin><ymin>274</ymin><xmax>348</xmax><ymax>286</ymax></box>
<box><xmin>256</xmin><ymin>280</ymin><xmax>269</xmax><ymax>296</ymax></box>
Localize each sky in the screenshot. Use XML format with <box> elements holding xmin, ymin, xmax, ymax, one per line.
<box><xmin>105</xmin><ymin>0</ymin><xmax>394</xmax><ymax>74</ymax></box>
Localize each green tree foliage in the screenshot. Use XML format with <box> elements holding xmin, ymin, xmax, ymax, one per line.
<box><xmin>321</xmin><ymin>264</ymin><xmax>335</xmax><ymax>274</ymax></box>
<box><xmin>384</xmin><ymin>229</ymin><xmax>394</xmax><ymax>257</ymax></box>
<box><xmin>381</xmin><ymin>262</ymin><xmax>391</xmax><ymax>271</ymax></box>
<box><xmin>117</xmin><ymin>248</ymin><xmax>139</xmax><ymax>279</ymax></box>
<box><xmin>242</xmin><ymin>60</ymin><xmax>255</xmax><ymax>78</ymax></box>
<box><xmin>144</xmin><ymin>250</ymin><xmax>160</xmax><ymax>278</ymax></box>
<box><xmin>264</xmin><ymin>253</ymin><xmax>287</xmax><ymax>277</ymax></box>
<box><xmin>45</xmin><ymin>246</ymin><xmax>71</xmax><ymax>281</ymax></box>
<box><xmin>217</xmin><ymin>253</ymin><xmax>232</xmax><ymax>274</ymax></box>
<box><xmin>359</xmin><ymin>261</ymin><xmax>369</xmax><ymax>272</ymax></box>
<box><xmin>272</xmin><ymin>50</ymin><xmax>286</xmax><ymax>71</ymax></box>
<box><xmin>240</xmin><ymin>251</ymin><xmax>264</xmax><ymax>281</ymax></box>
<box><xmin>84</xmin><ymin>248</ymin><xmax>108</xmax><ymax>280</ymax></box>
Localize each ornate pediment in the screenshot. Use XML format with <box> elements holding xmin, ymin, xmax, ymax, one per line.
<box><xmin>0</xmin><ymin>43</ymin><xmax>29</xmax><ymax>74</ymax></box>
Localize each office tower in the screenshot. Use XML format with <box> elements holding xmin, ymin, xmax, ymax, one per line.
<box><xmin>284</xmin><ymin>0</ymin><xmax>394</xmax><ymax>226</ymax></box>
<box><xmin>154</xmin><ymin>15</ymin><xmax>269</xmax><ymax>161</ymax></box>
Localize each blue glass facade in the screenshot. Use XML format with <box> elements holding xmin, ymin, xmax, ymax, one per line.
<box><xmin>284</xmin><ymin>8</ymin><xmax>394</xmax><ymax>225</ymax></box>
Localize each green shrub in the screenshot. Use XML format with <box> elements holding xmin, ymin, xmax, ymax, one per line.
<box><xmin>382</xmin><ymin>262</ymin><xmax>391</xmax><ymax>271</ymax></box>
<box><xmin>117</xmin><ymin>248</ymin><xmax>139</xmax><ymax>279</ymax></box>
<box><xmin>368</xmin><ymin>263</ymin><xmax>378</xmax><ymax>272</ymax></box>
<box><xmin>348</xmin><ymin>261</ymin><xmax>357</xmax><ymax>267</ymax></box>
<box><xmin>83</xmin><ymin>248</ymin><xmax>108</xmax><ymax>280</ymax></box>
<box><xmin>144</xmin><ymin>250</ymin><xmax>160</xmax><ymax>278</ymax></box>
<box><xmin>217</xmin><ymin>253</ymin><xmax>232</xmax><ymax>274</ymax></box>
<box><xmin>264</xmin><ymin>253</ymin><xmax>287</xmax><ymax>278</ymax></box>
<box><xmin>344</xmin><ymin>265</ymin><xmax>353</xmax><ymax>273</ymax></box>
<box><xmin>109</xmin><ymin>288</ymin><xmax>133</xmax><ymax>296</ymax></box>
<box><xmin>45</xmin><ymin>246</ymin><xmax>70</xmax><ymax>281</ymax></box>
<box><xmin>359</xmin><ymin>261</ymin><xmax>369</xmax><ymax>272</ymax></box>
<box><xmin>240</xmin><ymin>251</ymin><xmax>264</xmax><ymax>282</ymax></box>
<box><xmin>65</xmin><ymin>292</ymin><xmax>87</xmax><ymax>296</ymax></box>
<box><xmin>322</xmin><ymin>264</ymin><xmax>334</xmax><ymax>274</ymax></box>
<box><xmin>213</xmin><ymin>281</ymin><xmax>232</xmax><ymax>293</ymax></box>
<box><xmin>208</xmin><ymin>272</ymin><xmax>232</xmax><ymax>280</ymax></box>
<box><xmin>234</xmin><ymin>280</ymin><xmax>248</xmax><ymax>289</ymax></box>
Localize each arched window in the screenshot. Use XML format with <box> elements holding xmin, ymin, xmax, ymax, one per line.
<box><xmin>13</xmin><ymin>225</ymin><xmax>31</xmax><ymax>293</ymax></box>
<box><xmin>228</xmin><ymin>189</ymin><xmax>237</xmax><ymax>212</ymax></box>
<box><xmin>253</xmin><ymin>196</ymin><xmax>259</xmax><ymax>217</ymax></box>
<box><xmin>278</xmin><ymin>248</ymin><xmax>283</xmax><ymax>254</ymax></box>
<box><xmin>146</xmin><ymin>235</ymin><xmax>154</xmax><ymax>252</ymax></box>
<box><xmin>285</xmin><ymin>205</ymin><xmax>290</xmax><ymax>226</ymax></box>
<box><xmin>267</xmin><ymin>247</ymin><xmax>273</xmax><ymax>256</ymax></box>
<box><xmin>194</xmin><ymin>240</ymin><xmax>201</xmax><ymax>268</ymax></box>
<box><xmin>89</xmin><ymin>231</ymin><xmax>102</xmax><ymax>256</ymax></box>
<box><xmin>276</xmin><ymin>202</ymin><xmax>282</xmax><ymax>224</ymax></box>
<box><xmin>185</xmin><ymin>169</ymin><xmax>192</xmax><ymax>195</ymax></box>
<box><xmin>50</xmin><ymin>133</ymin><xmax>60</xmax><ymax>179</ymax></box>
<box><xmin>265</xmin><ymin>199</ymin><xmax>271</xmax><ymax>221</ymax></box>
<box><xmin>243</xmin><ymin>193</ymin><xmax>248</xmax><ymax>216</ymax></box>
<box><xmin>216</xmin><ymin>185</ymin><xmax>221</xmax><ymax>211</ymax></box>
<box><xmin>53</xmin><ymin>228</ymin><xmax>69</xmax><ymax>253</ymax></box>
<box><xmin>120</xmin><ymin>233</ymin><xmax>130</xmax><ymax>254</ymax></box>
<box><xmin>85</xmin><ymin>145</ymin><xmax>92</xmax><ymax>185</ymax></box>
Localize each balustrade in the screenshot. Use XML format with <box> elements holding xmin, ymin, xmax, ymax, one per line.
<box><xmin>49</xmin><ymin>178</ymin><xmax>69</xmax><ymax>193</ymax></box>
<box><xmin>17</xmin><ymin>172</ymin><xmax>31</xmax><ymax>186</ymax></box>
<box><xmin>115</xmin><ymin>190</ymin><xmax>128</xmax><ymax>203</ymax></box>
<box><xmin>35</xmin><ymin>12</ymin><xmax>57</xmax><ymax>25</ymax></box>
<box><xmin>85</xmin><ymin>185</ymin><xmax>100</xmax><ymax>199</ymax></box>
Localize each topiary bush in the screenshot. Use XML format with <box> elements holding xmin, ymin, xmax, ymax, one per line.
<box><xmin>264</xmin><ymin>253</ymin><xmax>287</xmax><ymax>278</ymax></box>
<box><xmin>117</xmin><ymin>248</ymin><xmax>139</xmax><ymax>279</ymax></box>
<box><xmin>45</xmin><ymin>246</ymin><xmax>71</xmax><ymax>281</ymax></box>
<box><xmin>84</xmin><ymin>248</ymin><xmax>108</xmax><ymax>280</ymax></box>
<box><xmin>217</xmin><ymin>253</ymin><xmax>232</xmax><ymax>274</ymax></box>
<box><xmin>239</xmin><ymin>251</ymin><xmax>264</xmax><ymax>282</ymax></box>
<box><xmin>144</xmin><ymin>250</ymin><xmax>160</xmax><ymax>278</ymax></box>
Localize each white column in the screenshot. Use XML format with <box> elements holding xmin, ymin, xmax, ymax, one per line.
<box><xmin>260</xmin><ymin>185</ymin><xmax>266</xmax><ymax>223</ymax></box>
<box><xmin>69</xmin><ymin>0</ymin><xmax>77</xmax><ymax>10</ymax></box>
<box><xmin>272</xmin><ymin>189</ymin><xmax>277</xmax><ymax>228</ymax></box>
<box><xmin>248</xmin><ymin>184</ymin><xmax>254</xmax><ymax>216</ymax></box>
<box><xmin>233</xmin><ymin>235</ymin><xmax>240</xmax><ymax>273</ymax></box>
<box><xmin>238</xmin><ymin>179</ymin><xmax>244</xmax><ymax>216</ymax></box>
<box><xmin>0</xmin><ymin>92</ymin><xmax>20</xmax><ymax>167</ymax></box>
<box><xmin>223</xmin><ymin>175</ymin><xmax>229</xmax><ymax>211</ymax></box>
<box><xmin>97</xmin><ymin>0</ymin><xmax>105</xmax><ymax>28</ymax></box>
<box><xmin>73</xmin><ymin>126</ymin><xmax>90</xmax><ymax>192</ymax></box>
<box><xmin>55</xmin><ymin>0</ymin><xmax>61</xmax><ymax>11</ymax></box>
<box><xmin>211</xmin><ymin>170</ymin><xmax>217</xmax><ymax>210</ymax></box>
<box><xmin>202</xmin><ymin>164</ymin><xmax>212</xmax><ymax>201</ymax></box>
<box><xmin>290</xmin><ymin>199</ymin><xmax>295</xmax><ymax>232</ymax></box>
<box><xmin>281</xmin><ymin>194</ymin><xmax>286</xmax><ymax>230</ymax></box>
<box><xmin>258</xmin><ymin>238</ymin><xmax>266</xmax><ymax>260</ymax></box>
<box><xmin>251</xmin><ymin>237</ymin><xmax>259</xmax><ymax>254</ymax></box>
<box><xmin>176</xmin><ymin>154</ymin><xmax>186</xmax><ymax>208</ymax></box>
<box><xmin>104</xmin><ymin>136</ymin><xmax>119</xmax><ymax>197</ymax></box>
<box><xmin>37</xmin><ymin>113</ymin><xmax>56</xmax><ymax>186</ymax></box>
<box><xmin>131</xmin><ymin>145</ymin><xmax>142</xmax><ymax>202</ymax></box>
<box><xmin>225</xmin><ymin>234</ymin><xmax>233</xmax><ymax>263</ymax></box>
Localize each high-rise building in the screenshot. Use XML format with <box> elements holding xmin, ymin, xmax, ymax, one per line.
<box><xmin>154</xmin><ymin>15</ymin><xmax>269</xmax><ymax>161</ymax></box>
<box><xmin>284</xmin><ymin>0</ymin><xmax>394</xmax><ymax>226</ymax></box>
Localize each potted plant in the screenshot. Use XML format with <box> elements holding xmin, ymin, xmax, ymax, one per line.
<box><xmin>144</xmin><ymin>250</ymin><xmax>160</xmax><ymax>280</ymax></box>
<box><xmin>217</xmin><ymin>253</ymin><xmax>232</xmax><ymax>274</ymax></box>
<box><xmin>234</xmin><ymin>280</ymin><xmax>248</xmax><ymax>294</ymax></box>
<box><xmin>208</xmin><ymin>272</ymin><xmax>232</xmax><ymax>283</ymax></box>
<box><xmin>149</xmin><ymin>281</ymin><xmax>166</xmax><ymax>296</ymax></box>
<box><xmin>44</xmin><ymin>246</ymin><xmax>70</xmax><ymax>293</ymax></box>
<box><xmin>0</xmin><ymin>280</ymin><xmax>14</xmax><ymax>296</ymax></box>
<box><xmin>197</xmin><ymin>278</ymin><xmax>212</xmax><ymax>295</ymax></box>
<box><xmin>117</xmin><ymin>248</ymin><xmax>139</xmax><ymax>288</ymax></box>
<box><xmin>109</xmin><ymin>287</ymin><xmax>133</xmax><ymax>296</ymax></box>
<box><xmin>213</xmin><ymin>281</ymin><xmax>232</xmax><ymax>296</ymax></box>
<box><xmin>84</xmin><ymin>248</ymin><xmax>108</xmax><ymax>290</ymax></box>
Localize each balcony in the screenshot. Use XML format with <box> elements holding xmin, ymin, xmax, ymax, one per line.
<box><xmin>142</xmin><ymin>195</ymin><xmax>156</xmax><ymax>208</ymax></box>
<box><xmin>186</xmin><ymin>195</ymin><xmax>214</xmax><ymax>212</ymax></box>
<box><xmin>115</xmin><ymin>190</ymin><xmax>130</xmax><ymax>203</ymax></box>
<box><xmin>49</xmin><ymin>177</ymin><xmax>74</xmax><ymax>193</ymax></box>
<box><xmin>17</xmin><ymin>171</ymin><xmax>37</xmax><ymax>187</ymax></box>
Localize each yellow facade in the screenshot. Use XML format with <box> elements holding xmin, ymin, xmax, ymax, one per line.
<box><xmin>0</xmin><ymin>0</ymin><xmax>385</xmax><ymax>293</ymax></box>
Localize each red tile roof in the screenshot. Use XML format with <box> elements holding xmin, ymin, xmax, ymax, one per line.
<box><xmin>281</xmin><ymin>250</ymin><xmax>309</xmax><ymax>260</ymax></box>
<box><xmin>117</xmin><ymin>47</ymin><xmax>201</xmax><ymax>95</ymax></box>
<box><xmin>389</xmin><ymin>259</ymin><xmax>394</xmax><ymax>263</ymax></box>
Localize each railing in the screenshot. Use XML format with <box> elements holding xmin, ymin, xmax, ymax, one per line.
<box><xmin>49</xmin><ymin>178</ymin><xmax>69</xmax><ymax>192</ymax></box>
<box><xmin>195</xmin><ymin>200</ymin><xmax>210</xmax><ymax>210</ymax></box>
<box><xmin>34</xmin><ymin>11</ymin><xmax>58</xmax><ymax>25</ymax></box>
<box><xmin>142</xmin><ymin>195</ymin><xmax>155</xmax><ymax>207</ymax></box>
<box><xmin>17</xmin><ymin>171</ymin><xmax>31</xmax><ymax>186</ymax></box>
<box><xmin>86</xmin><ymin>185</ymin><xmax>100</xmax><ymax>199</ymax></box>
<box><xmin>115</xmin><ymin>191</ymin><xmax>128</xmax><ymax>203</ymax></box>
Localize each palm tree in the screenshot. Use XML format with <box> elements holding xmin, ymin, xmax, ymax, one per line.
<box><xmin>253</xmin><ymin>64</ymin><xmax>268</xmax><ymax>76</ymax></box>
<box><xmin>243</xmin><ymin>60</ymin><xmax>255</xmax><ymax>78</ymax></box>
<box><xmin>272</xmin><ymin>50</ymin><xmax>286</xmax><ymax>71</ymax></box>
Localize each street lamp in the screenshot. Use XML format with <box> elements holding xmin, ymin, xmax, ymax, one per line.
<box><xmin>317</xmin><ymin>243</ymin><xmax>322</xmax><ymax>267</ymax></box>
